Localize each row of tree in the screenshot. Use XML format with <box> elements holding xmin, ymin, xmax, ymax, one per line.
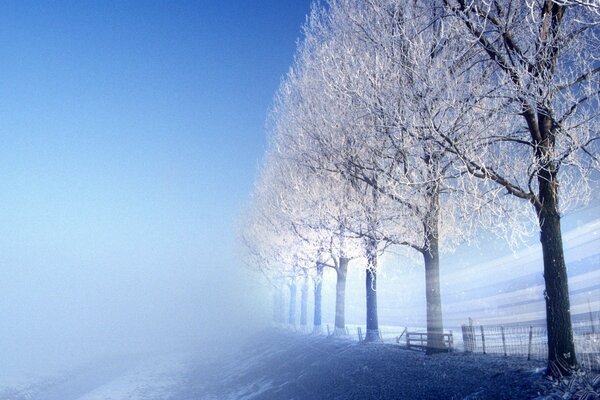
<box><xmin>240</xmin><ymin>0</ymin><xmax>599</xmax><ymax>377</ymax></box>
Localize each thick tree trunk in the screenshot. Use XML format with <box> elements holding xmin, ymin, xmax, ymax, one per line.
<box><xmin>423</xmin><ymin>238</ymin><xmax>445</xmax><ymax>353</ymax></box>
<box><xmin>288</xmin><ymin>281</ymin><xmax>297</xmax><ymax>327</ymax></box>
<box><xmin>313</xmin><ymin>263</ymin><xmax>324</xmax><ymax>334</ymax></box>
<box><xmin>364</xmin><ymin>268</ymin><xmax>381</xmax><ymax>342</ymax></box>
<box><xmin>364</xmin><ymin>239</ymin><xmax>380</xmax><ymax>342</ymax></box>
<box><xmin>528</xmin><ymin>110</ymin><xmax>578</xmax><ymax>376</ymax></box>
<box><xmin>423</xmin><ymin>179</ymin><xmax>445</xmax><ymax>354</ymax></box>
<box><xmin>537</xmin><ymin>173</ymin><xmax>577</xmax><ymax>376</ymax></box>
<box><xmin>334</xmin><ymin>257</ymin><xmax>349</xmax><ymax>335</ymax></box>
<box><xmin>300</xmin><ymin>274</ymin><xmax>308</xmax><ymax>329</ymax></box>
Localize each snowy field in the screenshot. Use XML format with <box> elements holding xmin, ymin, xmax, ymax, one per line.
<box><xmin>4</xmin><ymin>329</ymin><xmax>584</xmax><ymax>400</ymax></box>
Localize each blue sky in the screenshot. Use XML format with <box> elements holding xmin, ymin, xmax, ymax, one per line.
<box><xmin>0</xmin><ymin>0</ymin><xmax>311</xmax><ymax>370</ymax></box>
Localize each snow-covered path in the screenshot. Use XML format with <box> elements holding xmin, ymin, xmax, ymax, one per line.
<box><xmin>1</xmin><ymin>353</ymin><xmax>191</xmax><ymax>400</ymax></box>
<box><xmin>35</xmin><ymin>360</ymin><xmax>138</xmax><ymax>400</ymax></box>
<box><xmin>72</xmin><ymin>354</ymin><xmax>188</xmax><ymax>400</ymax></box>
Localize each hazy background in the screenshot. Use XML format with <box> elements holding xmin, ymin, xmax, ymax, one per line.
<box><xmin>0</xmin><ymin>0</ymin><xmax>311</xmax><ymax>375</ymax></box>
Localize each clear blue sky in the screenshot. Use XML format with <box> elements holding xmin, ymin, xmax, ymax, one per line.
<box><xmin>0</xmin><ymin>0</ymin><xmax>311</xmax><ymax>371</ymax></box>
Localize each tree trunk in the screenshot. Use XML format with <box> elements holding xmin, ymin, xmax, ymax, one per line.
<box><xmin>421</xmin><ymin>157</ymin><xmax>446</xmax><ymax>354</ymax></box>
<box><xmin>313</xmin><ymin>262</ymin><xmax>324</xmax><ymax>334</ymax></box>
<box><xmin>423</xmin><ymin>176</ymin><xmax>445</xmax><ymax>354</ymax></box>
<box><xmin>423</xmin><ymin>237</ymin><xmax>445</xmax><ymax>353</ymax></box>
<box><xmin>364</xmin><ymin>239</ymin><xmax>380</xmax><ymax>342</ymax></box>
<box><xmin>537</xmin><ymin>173</ymin><xmax>577</xmax><ymax>376</ymax></box>
<box><xmin>273</xmin><ymin>291</ymin><xmax>279</xmax><ymax>324</ymax></box>
<box><xmin>334</xmin><ymin>257</ymin><xmax>349</xmax><ymax>335</ymax></box>
<box><xmin>278</xmin><ymin>285</ymin><xmax>286</xmax><ymax>324</ymax></box>
<box><xmin>300</xmin><ymin>273</ymin><xmax>308</xmax><ymax>329</ymax></box>
<box><xmin>288</xmin><ymin>281</ymin><xmax>297</xmax><ymax>327</ymax></box>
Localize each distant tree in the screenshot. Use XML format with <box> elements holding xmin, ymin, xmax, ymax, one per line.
<box><xmin>312</xmin><ymin>256</ymin><xmax>326</xmax><ymax>334</ymax></box>
<box><xmin>270</xmin><ymin>44</ymin><xmax>366</xmax><ymax>336</ymax></box>
<box><xmin>238</xmin><ymin>154</ymin><xmax>319</xmax><ymax>330</ymax></box>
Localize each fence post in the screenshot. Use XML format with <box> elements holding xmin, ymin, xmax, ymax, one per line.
<box><xmin>327</xmin><ymin>324</ymin><xmax>330</xmax><ymax>336</ymax></box>
<box><xmin>588</xmin><ymin>298</ymin><xmax>596</xmax><ymax>334</ymax></box>
<box><xmin>527</xmin><ymin>325</ymin><xmax>533</xmax><ymax>361</ymax></box>
<box><xmin>465</xmin><ymin>317</ymin><xmax>475</xmax><ymax>353</ymax></box>
<box><xmin>461</xmin><ymin>325</ymin><xmax>468</xmax><ymax>352</ymax></box>
<box><xmin>501</xmin><ymin>326</ymin><xmax>507</xmax><ymax>356</ymax></box>
<box><xmin>357</xmin><ymin>327</ymin><xmax>363</xmax><ymax>342</ymax></box>
<box><xmin>396</xmin><ymin>327</ymin><xmax>407</xmax><ymax>344</ymax></box>
<box><xmin>480</xmin><ymin>325</ymin><xmax>486</xmax><ymax>354</ymax></box>
<box><xmin>449</xmin><ymin>330</ymin><xmax>454</xmax><ymax>352</ymax></box>
<box><xmin>407</xmin><ymin>332</ymin><xmax>411</xmax><ymax>349</ymax></box>
<box><xmin>346</xmin><ymin>326</ymin><xmax>349</xmax><ymax>336</ymax></box>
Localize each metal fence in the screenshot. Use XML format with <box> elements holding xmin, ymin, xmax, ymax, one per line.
<box><xmin>321</xmin><ymin>320</ymin><xmax>600</xmax><ymax>371</ymax></box>
<box><xmin>460</xmin><ymin>321</ymin><xmax>600</xmax><ymax>371</ymax></box>
<box><xmin>461</xmin><ymin>324</ymin><xmax>547</xmax><ymax>360</ymax></box>
<box><xmin>573</xmin><ymin>321</ymin><xmax>600</xmax><ymax>371</ymax></box>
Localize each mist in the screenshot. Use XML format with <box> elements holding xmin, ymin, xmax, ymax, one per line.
<box><xmin>0</xmin><ymin>0</ymin><xmax>309</xmax><ymax>383</ymax></box>
<box><xmin>1</xmin><ymin>234</ymin><xmax>263</xmax><ymax>375</ymax></box>
<box><xmin>0</xmin><ymin>133</ymin><xmax>267</xmax><ymax>375</ymax></box>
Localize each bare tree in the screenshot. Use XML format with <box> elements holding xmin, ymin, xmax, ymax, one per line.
<box><xmin>439</xmin><ymin>0</ymin><xmax>600</xmax><ymax>375</ymax></box>
<box><xmin>273</xmin><ymin>156</ymin><xmax>362</xmax><ymax>337</ymax></box>
<box><xmin>299</xmin><ymin>0</ymin><xmax>479</xmax><ymax>351</ymax></box>
<box><xmin>271</xmin><ymin>5</ymin><xmax>402</xmax><ymax>341</ymax></box>
<box><xmin>238</xmin><ymin>150</ymin><xmax>323</xmax><ymax>330</ymax></box>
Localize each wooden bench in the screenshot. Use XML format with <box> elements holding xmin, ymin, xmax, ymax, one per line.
<box><xmin>405</xmin><ymin>330</ymin><xmax>454</xmax><ymax>352</ymax></box>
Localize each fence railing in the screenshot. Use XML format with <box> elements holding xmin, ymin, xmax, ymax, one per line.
<box><xmin>406</xmin><ymin>331</ymin><xmax>454</xmax><ymax>352</ymax></box>
<box><xmin>460</xmin><ymin>321</ymin><xmax>600</xmax><ymax>371</ymax></box>
<box><xmin>461</xmin><ymin>324</ymin><xmax>547</xmax><ymax>360</ymax></box>
<box><xmin>318</xmin><ymin>320</ymin><xmax>599</xmax><ymax>371</ymax></box>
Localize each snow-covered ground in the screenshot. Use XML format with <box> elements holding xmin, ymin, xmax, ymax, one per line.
<box><xmin>3</xmin><ymin>330</ymin><xmax>597</xmax><ymax>400</ymax></box>
<box><xmin>0</xmin><ymin>373</ymin><xmax>67</xmax><ymax>400</ymax></box>
<box><xmin>75</xmin><ymin>354</ymin><xmax>189</xmax><ymax>400</ymax></box>
<box><xmin>0</xmin><ymin>353</ymin><xmax>190</xmax><ymax>400</ymax></box>
<box><xmin>176</xmin><ymin>329</ymin><xmax>556</xmax><ymax>399</ymax></box>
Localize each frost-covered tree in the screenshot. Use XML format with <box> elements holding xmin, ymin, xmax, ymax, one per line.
<box><xmin>271</xmin><ymin>14</ymin><xmax>402</xmax><ymax>341</ymax></box>
<box><xmin>439</xmin><ymin>0</ymin><xmax>600</xmax><ymax>375</ymax></box>
<box><xmin>292</xmin><ymin>0</ymin><xmax>480</xmax><ymax>351</ymax></box>
<box><xmin>245</xmin><ymin>0</ymin><xmax>597</xmax><ymax>369</ymax></box>
<box><xmin>239</xmin><ymin>151</ymin><xmax>324</xmax><ymax>330</ymax></box>
<box><xmin>268</xmin><ymin>128</ymin><xmax>363</xmax><ymax>336</ymax></box>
